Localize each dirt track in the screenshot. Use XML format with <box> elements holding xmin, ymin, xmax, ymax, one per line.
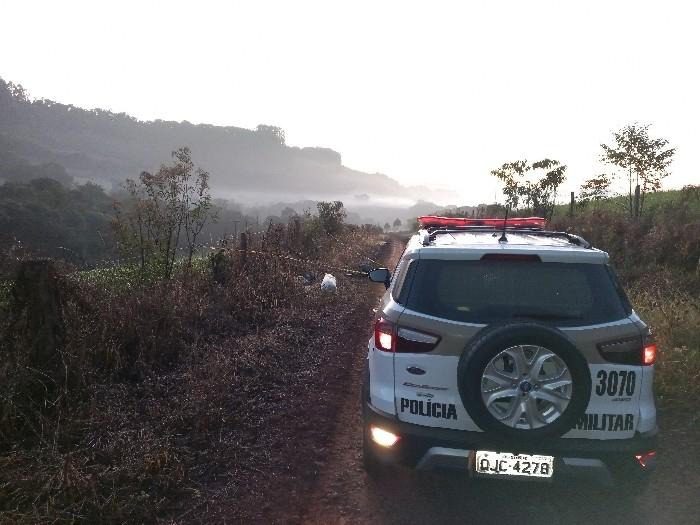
<box><xmin>297</xmin><ymin>358</ymin><xmax>699</xmax><ymax>525</ymax></box>
<box><xmin>235</xmin><ymin>236</ymin><xmax>700</xmax><ymax>525</ymax></box>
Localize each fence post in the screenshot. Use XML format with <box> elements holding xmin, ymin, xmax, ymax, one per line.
<box><xmin>239</xmin><ymin>232</ymin><xmax>248</xmax><ymax>269</ymax></box>
<box><xmin>569</xmin><ymin>192</ymin><xmax>575</xmax><ymax>218</ymax></box>
<box><xmin>293</xmin><ymin>217</ymin><xmax>301</xmax><ymax>250</ymax></box>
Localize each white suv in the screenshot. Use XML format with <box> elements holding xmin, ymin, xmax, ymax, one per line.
<box><xmin>363</xmin><ymin>217</ymin><xmax>658</xmax><ymax>485</ymax></box>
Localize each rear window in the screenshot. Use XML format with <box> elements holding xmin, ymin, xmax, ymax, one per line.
<box><xmin>404</xmin><ymin>259</ymin><xmax>628</xmax><ymax>326</ymax></box>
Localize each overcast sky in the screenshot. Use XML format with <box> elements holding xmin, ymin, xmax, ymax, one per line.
<box><xmin>2</xmin><ymin>0</ymin><xmax>698</xmax><ymax>204</ymax></box>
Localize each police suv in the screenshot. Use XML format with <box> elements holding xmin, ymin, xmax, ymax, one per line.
<box><xmin>364</xmin><ymin>216</ymin><xmax>658</xmax><ymax>485</ymax></box>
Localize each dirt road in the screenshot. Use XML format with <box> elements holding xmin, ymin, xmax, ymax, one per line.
<box><xmin>229</xmin><ymin>236</ymin><xmax>699</xmax><ymax>525</ymax></box>
<box><xmin>290</xmin><ymin>240</ymin><xmax>700</xmax><ymax>525</ymax></box>
<box><xmin>297</xmin><ymin>360</ymin><xmax>699</xmax><ymax>525</ymax></box>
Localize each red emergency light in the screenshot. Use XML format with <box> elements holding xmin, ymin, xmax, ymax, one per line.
<box><xmin>417</xmin><ymin>216</ymin><xmax>547</xmax><ymax>229</ymax></box>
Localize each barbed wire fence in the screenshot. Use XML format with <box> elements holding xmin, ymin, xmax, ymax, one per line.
<box><xmin>0</xmin><ymin>219</ymin><xmax>387</xmax><ymax>290</ymax></box>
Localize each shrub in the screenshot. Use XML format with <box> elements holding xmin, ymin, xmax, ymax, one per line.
<box><xmin>316</xmin><ymin>200</ymin><xmax>346</xmax><ymax>235</ymax></box>
<box><xmin>628</xmin><ymin>274</ymin><xmax>700</xmax><ymax>406</ymax></box>
<box><xmin>552</xmin><ymin>192</ymin><xmax>700</xmax><ymax>407</ymax></box>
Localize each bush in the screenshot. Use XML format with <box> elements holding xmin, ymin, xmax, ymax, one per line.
<box><xmin>316</xmin><ymin>200</ymin><xmax>346</xmax><ymax>235</ymax></box>
<box><xmin>628</xmin><ymin>274</ymin><xmax>700</xmax><ymax>407</ymax></box>
<box><xmin>553</xmin><ymin>192</ymin><xmax>700</xmax><ymax>408</ymax></box>
<box><xmin>552</xmin><ymin>192</ymin><xmax>700</xmax><ymax>280</ymax></box>
<box><xmin>0</xmin><ymin>209</ymin><xmax>379</xmax><ymax>451</ymax></box>
<box><xmin>0</xmin><ymin>207</ymin><xmax>388</xmax><ymax>522</ymax></box>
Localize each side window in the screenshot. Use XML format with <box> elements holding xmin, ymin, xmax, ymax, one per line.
<box><xmin>392</xmin><ymin>246</ymin><xmax>407</xmax><ymax>279</ymax></box>
<box><xmin>386</xmin><ymin>245</ymin><xmax>408</xmax><ymax>296</ymax></box>
<box><xmin>389</xmin><ymin>259</ymin><xmax>407</xmax><ymax>301</ymax></box>
<box><xmin>392</xmin><ymin>259</ymin><xmax>417</xmax><ymax>304</ymax></box>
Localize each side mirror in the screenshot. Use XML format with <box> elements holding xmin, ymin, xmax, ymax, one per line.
<box><xmin>368</xmin><ymin>268</ymin><xmax>391</xmax><ymax>289</ymax></box>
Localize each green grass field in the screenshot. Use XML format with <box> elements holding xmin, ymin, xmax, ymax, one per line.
<box><xmin>552</xmin><ymin>187</ymin><xmax>700</xmax><ymax>220</ymax></box>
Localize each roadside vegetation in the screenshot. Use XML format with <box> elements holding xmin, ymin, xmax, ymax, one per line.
<box><xmin>0</xmin><ymin>148</ymin><xmax>385</xmax><ymax>522</ymax></box>
<box><xmin>551</xmin><ymin>187</ymin><xmax>700</xmax><ymax>408</ymax></box>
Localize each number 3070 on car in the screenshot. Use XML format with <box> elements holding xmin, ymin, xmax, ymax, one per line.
<box><xmin>473</xmin><ymin>450</ymin><xmax>554</xmax><ymax>478</ymax></box>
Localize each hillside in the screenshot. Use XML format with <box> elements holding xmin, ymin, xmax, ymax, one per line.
<box><xmin>0</xmin><ymin>78</ymin><xmax>445</xmax><ymax>202</ymax></box>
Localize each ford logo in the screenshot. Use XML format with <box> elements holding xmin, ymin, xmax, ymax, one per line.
<box><xmin>406</xmin><ymin>366</ymin><xmax>426</xmax><ymax>376</ymax></box>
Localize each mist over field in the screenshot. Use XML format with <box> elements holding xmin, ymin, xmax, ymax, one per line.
<box><xmin>0</xmin><ymin>78</ymin><xmax>451</xmax><ymax>223</ymax></box>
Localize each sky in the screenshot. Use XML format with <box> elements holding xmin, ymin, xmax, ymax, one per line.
<box><xmin>1</xmin><ymin>0</ymin><xmax>698</xmax><ymax>205</ymax></box>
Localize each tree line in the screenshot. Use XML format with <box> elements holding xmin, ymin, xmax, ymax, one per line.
<box><xmin>0</xmin><ymin>146</ymin><xmax>364</xmax><ymax>276</ymax></box>
<box><xmin>487</xmin><ymin>123</ymin><xmax>677</xmax><ymax>220</ymax></box>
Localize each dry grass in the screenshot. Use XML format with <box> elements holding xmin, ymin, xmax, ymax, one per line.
<box><xmin>552</xmin><ymin>192</ymin><xmax>700</xmax><ymax>408</ymax></box>
<box><xmin>0</xmin><ymin>221</ymin><xmax>387</xmax><ymax>523</ymax></box>
<box><xmin>628</xmin><ymin>274</ymin><xmax>700</xmax><ymax>407</ymax></box>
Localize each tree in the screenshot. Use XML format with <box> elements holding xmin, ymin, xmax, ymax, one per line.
<box><xmin>476</xmin><ymin>203</ymin><xmax>507</xmax><ymax>218</ymax></box>
<box><xmin>601</xmin><ymin>124</ymin><xmax>675</xmax><ymax>218</ymax></box>
<box><xmin>0</xmin><ymin>177</ymin><xmax>116</xmax><ymax>265</ymax></box>
<box><xmin>255</xmin><ymin>124</ymin><xmax>286</xmax><ymax>145</ymax></box>
<box><xmin>113</xmin><ymin>147</ymin><xmax>214</xmax><ymax>279</ymax></box>
<box><xmin>490</xmin><ymin>159</ymin><xmax>567</xmax><ymax>220</ymax></box>
<box><xmin>579</xmin><ymin>174</ymin><xmax>612</xmax><ymax>206</ymax></box>
<box><xmin>316</xmin><ymin>200</ymin><xmax>346</xmax><ymax>235</ymax></box>
<box><xmin>383</xmin><ymin>222</ymin><xmax>391</xmax><ymax>232</ymax></box>
<box><xmin>280</xmin><ymin>207</ymin><xmax>297</xmax><ymax>221</ymax></box>
<box><xmin>393</xmin><ymin>218</ymin><xmax>402</xmax><ymax>231</ymax></box>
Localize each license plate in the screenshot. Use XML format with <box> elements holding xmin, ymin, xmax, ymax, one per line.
<box><xmin>473</xmin><ymin>450</ymin><xmax>554</xmax><ymax>478</ymax></box>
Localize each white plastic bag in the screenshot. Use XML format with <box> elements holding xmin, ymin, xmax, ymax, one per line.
<box><xmin>320</xmin><ymin>273</ymin><xmax>337</xmax><ymax>292</ymax></box>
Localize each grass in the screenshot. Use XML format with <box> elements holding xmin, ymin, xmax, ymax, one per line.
<box><xmin>74</xmin><ymin>254</ymin><xmax>214</xmax><ymax>291</ymax></box>
<box><xmin>73</xmin><ymin>263</ymin><xmax>146</xmax><ymax>292</ymax></box>
<box><xmin>552</xmin><ymin>186</ymin><xmax>700</xmax><ymax>220</ymax></box>
<box><xmin>0</xmin><ymin>223</ymin><xmax>387</xmax><ymax>523</ymax></box>
<box><xmin>0</xmin><ymin>279</ymin><xmax>11</xmax><ymax>307</ymax></box>
<box><xmin>628</xmin><ymin>282</ymin><xmax>700</xmax><ymax>407</ymax></box>
<box><xmin>552</xmin><ymin>186</ymin><xmax>700</xmax><ymax>408</ymax></box>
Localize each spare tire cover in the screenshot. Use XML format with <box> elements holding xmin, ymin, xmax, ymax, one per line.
<box><xmin>457</xmin><ymin>323</ymin><xmax>591</xmax><ymax>440</ymax></box>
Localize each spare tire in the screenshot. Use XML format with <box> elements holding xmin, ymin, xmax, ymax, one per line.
<box><xmin>457</xmin><ymin>323</ymin><xmax>591</xmax><ymax>440</ymax></box>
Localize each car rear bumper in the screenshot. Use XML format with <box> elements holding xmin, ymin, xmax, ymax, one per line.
<box><xmin>364</xmin><ymin>402</ymin><xmax>658</xmax><ymax>484</ymax></box>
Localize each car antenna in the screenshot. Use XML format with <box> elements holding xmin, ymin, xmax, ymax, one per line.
<box><xmin>499</xmin><ymin>206</ymin><xmax>509</xmax><ymax>243</ymax></box>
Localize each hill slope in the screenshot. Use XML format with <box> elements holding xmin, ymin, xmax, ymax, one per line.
<box><xmin>0</xmin><ymin>78</ymin><xmax>442</xmax><ymax>201</ymax></box>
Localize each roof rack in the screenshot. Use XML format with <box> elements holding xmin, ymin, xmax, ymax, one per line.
<box><xmin>418</xmin><ymin>226</ymin><xmax>591</xmax><ymax>249</ymax></box>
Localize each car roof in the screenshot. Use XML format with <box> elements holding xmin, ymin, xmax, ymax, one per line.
<box><xmin>406</xmin><ymin>229</ymin><xmax>609</xmax><ymax>264</ymax></box>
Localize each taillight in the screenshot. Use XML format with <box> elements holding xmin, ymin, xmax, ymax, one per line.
<box><xmin>374</xmin><ymin>319</ymin><xmax>440</xmax><ymax>353</ymax></box>
<box><xmin>643</xmin><ymin>334</ymin><xmax>657</xmax><ymax>365</ymax></box>
<box><xmin>597</xmin><ymin>332</ymin><xmax>657</xmax><ymax>366</ymax></box>
<box><xmin>374</xmin><ymin>318</ymin><xmax>395</xmax><ymax>352</ymax></box>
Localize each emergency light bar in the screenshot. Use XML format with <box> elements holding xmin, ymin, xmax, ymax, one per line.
<box><xmin>417</xmin><ymin>216</ymin><xmax>547</xmax><ymax>229</ymax></box>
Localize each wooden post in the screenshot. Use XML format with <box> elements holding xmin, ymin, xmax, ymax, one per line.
<box><xmin>232</xmin><ymin>220</ymin><xmax>239</xmax><ymax>241</ymax></box>
<box><xmin>211</xmin><ymin>249</ymin><xmax>228</xmax><ymax>284</ymax></box>
<box><xmin>569</xmin><ymin>192</ymin><xmax>575</xmax><ymax>218</ymax></box>
<box><xmin>293</xmin><ymin>217</ymin><xmax>301</xmax><ymax>249</ymax></box>
<box><xmin>10</xmin><ymin>260</ymin><xmax>64</xmax><ymax>367</ymax></box>
<box><xmin>239</xmin><ymin>232</ymin><xmax>248</xmax><ymax>269</ymax></box>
